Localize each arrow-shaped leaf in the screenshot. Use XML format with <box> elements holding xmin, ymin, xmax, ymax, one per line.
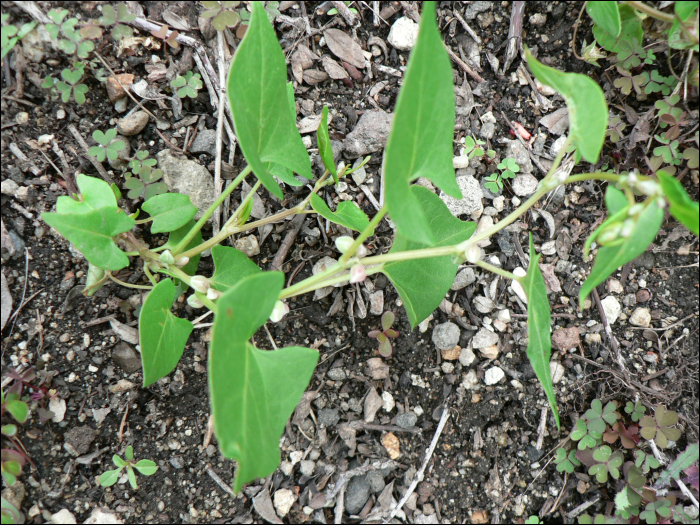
<box><xmin>310</xmin><ymin>194</ymin><xmax>371</xmax><ymax>234</ymax></box>
<box><xmin>209</xmin><ymin>245</ymin><xmax>262</xmax><ymax>292</ymax></box>
<box><xmin>141</xmin><ymin>193</ymin><xmax>197</xmax><ymax>233</ymax></box>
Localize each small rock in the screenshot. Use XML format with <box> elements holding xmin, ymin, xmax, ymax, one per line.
<box><xmin>473</xmin><ymin>296</ymin><xmax>495</xmax><ymax>313</ymax></box>
<box><xmin>109</xmin><ymin>379</ymin><xmax>136</xmax><ymax>393</ymax></box>
<box><xmin>50</xmin><ymin>397</ymin><xmax>67</xmax><ymax>423</ymax></box>
<box><xmin>318</xmin><ymin>408</ymin><xmax>340</xmax><ymax>427</ymax></box>
<box><xmin>112</xmin><ymin>342</ymin><xmax>141</xmax><ymax>374</ymax></box>
<box><xmin>541</xmin><ymin>240</ymin><xmax>556</xmax><ymax>256</ymax></box>
<box><xmin>484</xmin><ymin>367</ymin><xmax>505</xmax><ymax>385</ymax></box>
<box><xmin>510</xmin><ymin>267</ymin><xmax>528</xmax><ymax>303</ymax></box>
<box><xmin>607</xmin><ymin>279</ymin><xmax>625</xmax><ymax>294</ymax></box>
<box><xmin>601</xmin><ymin>296</ymin><xmax>622</xmax><ymax>325</ymax></box>
<box><xmin>462</xmin><ymin>370</ymin><xmax>479</xmax><ymax>389</ymax></box>
<box><xmin>50</xmin><ymin>509</ymin><xmax>77</xmax><ymax>524</ymax></box>
<box><xmin>415</xmin><ymin>513</ymin><xmax>440</xmax><ymax>524</ymax></box>
<box><xmin>367</xmin><ymin>470</ymin><xmax>386</xmax><ymax>493</ymax></box>
<box><xmin>550</xmin><ymin>361</ymin><xmax>565</xmax><ymax>384</ymax></box>
<box><xmin>64</xmin><ymin>426</ymin><xmax>97</xmax><ymax>457</ymax></box>
<box><xmin>512</xmin><ymin>174</ymin><xmax>539</xmax><ymax>196</ymax></box>
<box><xmin>382</xmin><ymin>391</ymin><xmax>395</xmax><ymax>412</ymax></box>
<box><xmin>418</xmin><ymin>313</ymin><xmax>434</xmax><ymax>333</ymax></box>
<box><xmin>366</xmin><ymin>357</ymin><xmax>390</xmax><ymax>379</ymax></box>
<box><xmin>170</xmin><ymin>456</ymin><xmax>184</xmax><ymax>469</ymax></box>
<box><xmin>189</xmin><ymin>129</ymin><xmax>217</xmax><ymax>156</ymax></box>
<box><xmin>432</xmin><ymin>322</ymin><xmax>460</xmax><ymax>350</ymax></box>
<box><xmin>364</xmin><ymin>387</ymin><xmax>383</xmax><ymax>423</ymax></box>
<box><xmin>117</xmin><ymin>111</ymin><xmax>149</xmax><ymax>136</ymax></box>
<box><xmin>299</xmin><ymin>460</ymin><xmax>315</xmax><ymax>476</ymax></box>
<box><xmin>345</xmin><ymin>475</ymin><xmax>371</xmax><ymax>515</ymax></box>
<box><xmin>636</xmin><ymin>289</ymin><xmax>651</xmax><ymax>302</ymax></box>
<box><xmin>396</xmin><ymin>411</ymin><xmax>418</xmax><ymax>429</ymax></box>
<box><xmin>629</xmin><ymin>307</ymin><xmax>651</xmax><ymax>328</ymax></box>
<box><xmin>234</xmin><ymin>235</ymin><xmax>260</xmax><ymax>257</ymax></box>
<box><xmin>504</xmin><ymin>139</ymin><xmax>533</xmax><ymax>173</ymax></box>
<box><xmin>439</xmin><ymin>175</ymin><xmax>484</xmax><ymax>220</ymax></box>
<box><xmin>472</xmin><ymin>327</ymin><xmax>499</xmax><ymax>349</ymax></box>
<box><xmin>157</xmin><ymin>150</ymin><xmax>215</xmax><ymax>220</ymax></box>
<box><xmin>585</xmin><ymin>333</ymin><xmax>602</xmax><ymax>345</ymax></box>
<box><xmin>474</xmin><ymin>215</ymin><xmax>494</xmax><ymax>247</ymax></box>
<box><xmin>351</xmin><ymin>157</ymin><xmax>367</xmax><ymax>185</ymax></box>
<box><xmin>274</xmin><ymin>488</ymin><xmax>296</xmax><ymax>518</ymax></box>
<box><xmin>15</xmin><ymin>112</ymin><xmax>29</xmax><ymax>125</ymax></box>
<box><xmin>492</xmin><ymin>195</ymin><xmax>505</xmax><ymax>212</ymax></box>
<box><xmin>480</xmin><ymin>344</ymin><xmax>499</xmax><ymax>360</ymax></box>
<box><xmin>369</xmin><ymin>290</ymin><xmax>384</xmax><ymax>315</ymax></box>
<box><xmin>551</xmin><ymin>327</ymin><xmax>580</xmax><ymax>351</ymax></box>
<box><xmin>387</xmin><ymin>17</ymin><xmax>419</xmax><ymax>51</ymax></box>
<box><xmin>327</xmin><ymin>368</ymin><xmax>346</xmax><ymax>381</ymax></box>
<box><xmin>441</xmin><ymin>345</ymin><xmax>461</xmax><ymax>361</ymax></box>
<box><xmin>105</xmin><ymin>74</ymin><xmax>135</xmax><ymax>102</ymax></box>
<box><xmin>343</xmin><ymin>111</ymin><xmax>393</xmax><ymax>157</ymax></box>
<box><xmin>459</xmin><ymin>346</ymin><xmax>476</xmax><ymax>366</ymax></box>
<box><xmin>452</xmin><ymin>267</ymin><xmax>476</xmax><ymax>290</ymax></box>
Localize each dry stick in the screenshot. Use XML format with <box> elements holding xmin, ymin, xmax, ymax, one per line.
<box><xmin>192</xmin><ymin>51</ymin><xmax>237</xmax><ymax>149</ymax></box>
<box><xmin>446</xmin><ymin>46</ymin><xmax>485</xmax><ymax>83</ymax></box>
<box><xmin>535</xmin><ymin>406</ymin><xmax>548</xmax><ymax>450</ymax></box>
<box><xmin>502</xmin><ymin>1</ymin><xmax>525</xmax><ymax>74</ymax></box>
<box><xmin>118</xmin><ymin>403</ymin><xmax>130</xmax><ymax>443</ymax></box>
<box><xmin>499</xmin><ymin>111</ymin><xmax>549</xmax><ymax>176</ymax></box>
<box><xmin>390</xmin><ymin>405</ymin><xmax>451</xmax><ymax>520</ymax></box>
<box><xmin>453</xmin><ymin>9</ymin><xmax>482</xmax><ymax>44</ymax></box>
<box><xmin>331</xmin><ymin>0</ymin><xmax>358</xmax><ymax>25</ymax></box>
<box><xmin>567</xmin><ymin>496</ymin><xmax>601</xmax><ymax>520</ymax></box>
<box><xmin>334</xmin><ymin>483</ymin><xmax>346</xmax><ymax>524</ymax></box>
<box><xmin>212</xmin><ymin>31</ymin><xmax>228</xmax><ymax>237</ymax></box>
<box><xmin>591</xmin><ymin>287</ymin><xmax>631</xmax><ymax>384</ymax></box>
<box><xmin>206</xmin><ymin>465</ymin><xmax>235</xmax><ymax>496</ymax></box>
<box><xmin>269</xmin><ymin>214</ymin><xmax>306</xmax><ymax>271</ymax></box>
<box><xmin>67</xmin><ymin>124</ymin><xmax>115</xmax><ymax>185</ymax></box>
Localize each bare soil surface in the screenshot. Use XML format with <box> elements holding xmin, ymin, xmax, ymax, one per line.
<box><xmin>1</xmin><ymin>1</ymin><xmax>698</xmax><ymax>524</ymax></box>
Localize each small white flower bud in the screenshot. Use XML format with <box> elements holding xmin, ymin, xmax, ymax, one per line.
<box><xmin>190</xmin><ymin>275</ymin><xmax>210</xmax><ymax>293</ymax></box>
<box><xmin>349</xmin><ymin>263</ymin><xmax>366</xmax><ymax>284</ymax></box>
<box><xmin>355</xmin><ymin>244</ymin><xmax>369</xmax><ymax>258</ymax></box>
<box><xmin>206</xmin><ymin>288</ymin><xmax>221</xmax><ymax>300</ymax></box>
<box><xmin>464</xmin><ymin>244</ymin><xmax>482</xmax><ymax>264</ymax></box>
<box><xmin>159</xmin><ymin>250</ymin><xmax>175</xmax><ymax>265</ymax></box>
<box><xmin>187</xmin><ymin>294</ymin><xmax>204</xmax><ymax>308</ymax></box>
<box><xmin>636</xmin><ymin>180</ymin><xmax>660</xmax><ymax>197</ymax></box>
<box><xmin>628</xmin><ymin>203</ymin><xmax>644</xmax><ymax>216</ymax></box>
<box><xmin>175</xmin><ymin>256</ymin><xmax>190</xmax><ymax>267</ymax></box>
<box><xmin>335</xmin><ymin>236</ymin><xmax>354</xmax><ymax>253</ymax></box>
<box><xmin>269</xmin><ymin>300</ymin><xmax>289</xmax><ymax>323</ymax></box>
<box><xmin>619</xmin><ymin>219</ymin><xmax>635</xmax><ymax>238</ymax></box>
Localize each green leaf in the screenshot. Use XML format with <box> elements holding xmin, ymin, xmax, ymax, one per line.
<box><xmin>133</xmin><ymin>459</ymin><xmax>158</xmax><ymax>476</ymax></box>
<box><xmin>382</xmin><ymin>186</ymin><xmax>476</xmax><ymax>328</ymax></box>
<box><xmin>139</xmin><ymin>279</ymin><xmax>193</xmax><ymax>386</ymax></box>
<box><xmin>42</xmin><ymin>207</ymin><xmax>135</xmax><ymax>270</ymax></box>
<box><xmin>675</xmin><ymin>1</ymin><xmax>697</xmax><ymax>21</ymax></box>
<box><xmin>654</xmin><ymin>443</ymin><xmax>700</xmax><ymax>489</ymax></box>
<box><xmin>657</xmin><ymin>170</ymin><xmax>699</xmax><ymax>236</ymax></box>
<box><xmin>520</xmin><ymin>233</ymin><xmax>560</xmax><ymax>430</ymax></box>
<box><xmin>99</xmin><ymin>469</ymin><xmax>120</xmax><ymax>487</ymax></box>
<box><xmin>525</xmin><ymin>48</ymin><xmax>607</xmax><ymax>163</ymax></box>
<box><xmin>209</xmin><ymin>245</ymin><xmax>262</xmax><ymax>292</ymax></box>
<box><xmin>209</xmin><ymin>272</ymin><xmax>319</xmax><ymax>492</ymax></box>
<box><xmin>310</xmin><ymin>194</ymin><xmax>371</xmax><ymax>234</ymax></box>
<box><xmin>317</xmin><ymin>106</ymin><xmax>338</xmax><ymax>182</ymax></box>
<box><xmin>579</xmin><ymin>198</ymin><xmax>663</xmax><ymax>306</ymax></box>
<box><xmin>593</xmin><ymin>4</ymin><xmax>643</xmax><ymax>53</ymax></box>
<box><xmin>56</xmin><ymin>174</ymin><xmax>116</xmax><ymax>214</ymax></box>
<box><xmin>286</xmin><ymin>81</ymin><xmax>296</xmax><ymax>119</ymax></box>
<box><xmin>227</xmin><ymin>2</ymin><xmax>312</xmax><ymax>198</ymax></box>
<box><xmin>141</xmin><ymin>193</ymin><xmax>197</xmax><ymax>234</ymax></box>
<box><xmin>4</xmin><ymin>399</ymin><xmax>28</xmax><ymax>424</ymax></box>
<box><xmin>1</xmin><ymin>424</ymin><xmax>17</xmax><ymax>437</ymax></box>
<box><xmin>125</xmin><ymin>445</ymin><xmax>133</xmax><ymax>461</ymax></box>
<box><xmin>112</xmin><ymin>454</ymin><xmax>126</xmax><ymax>467</ymax></box>
<box><xmin>586</xmin><ymin>2</ymin><xmax>621</xmax><ymax>38</ymax></box>
<box><xmin>606</xmin><ymin>185</ymin><xmax>628</xmax><ymax>214</ymax></box>
<box><xmin>383</xmin><ymin>1</ymin><xmax>461</xmax><ymax>245</ymax></box>
<box><xmin>127</xmin><ymin>465</ymin><xmax>137</xmax><ymax>489</ymax></box>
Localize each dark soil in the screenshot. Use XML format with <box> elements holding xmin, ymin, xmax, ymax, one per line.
<box><xmin>1</xmin><ymin>2</ymin><xmax>698</xmax><ymax>524</ymax></box>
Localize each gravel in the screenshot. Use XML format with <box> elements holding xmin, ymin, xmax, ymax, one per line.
<box><xmin>432</xmin><ymin>322</ymin><xmax>461</xmax><ymax>350</ymax></box>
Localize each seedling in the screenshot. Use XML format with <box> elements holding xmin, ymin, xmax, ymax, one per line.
<box><xmin>624</xmin><ymin>400</ymin><xmax>646</xmax><ymax>422</ymax></box>
<box><xmin>653</xmin><ymin>135</ymin><xmax>682</xmax><ymax>166</ymax></box>
<box><xmin>53</xmin><ymin>65</ymin><xmax>89</xmax><ymax>104</ymax></box>
<box><xmin>46</xmin><ymin>8</ymin><xmax>95</xmax><ymax>59</ymax></box>
<box><xmin>97</xmin><ymin>3</ymin><xmax>136</xmax><ymax>40</ymax></box>
<box><xmin>554</xmin><ymin>447</ymin><xmax>581</xmax><ymax>473</ymax></box>
<box><xmin>644</xmin><ymin>70</ymin><xmax>676</xmax><ymax>96</ymax></box>
<box><xmin>583</xmin><ymin>399</ymin><xmax>620</xmax><ymax>435</ymax></box>
<box><xmin>368</xmin><ymin>311</ymin><xmax>400</xmax><ymax>357</ymax></box>
<box><xmin>124</xmin><ymin>165</ymin><xmax>167</xmax><ymax>201</ymax></box>
<box><xmin>484</xmin><ymin>157</ymin><xmax>519</xmax><ymax>193</ymax></box>
<box><xmin>325</xmin><ymin>1</ymin><xmax>359</xmax><ymax>17</ymax></box>
<box><xmin>89</xmin><ymin>129</ymin><xmax>126</xmax><ymax>162</ymax></box>
<box><xmin>171</xmin><ymin>71</ymin><xmax>203</xmax><ymax>99</ymax></box>
<box><xmin>1</xmin><ymin>390</ymin><xmax>29</xmax><ymax>487</ymax></box>
<box><xmin>99</xmin><ymin>445</ymin><xmax>157</xmax><ymax>490</ymax></box>
<box><xmin>201</xmin><ymin>1</ymin><xmax>243</xmax><ymax>31</ymax></box>
<box><xmin>1</xmin><ymin>15</ymin><xmax>37</xmax><ymax>61</ymax></box>
<box><xmin>40</xmin><ymin>3</ymin><xmax>699</xmax><ymax>495</ymax></box>
<box><xmin>151</xmin><ymin>24</ymin><xmax>179</xmax><ymax>49</ymax></box>
<box><xmin>462</xmin><ymin>135</ymin><xmax>496</xmax><ymax>160</ymax></box>
<box><xmin>588</xmin><ymin>445</ymin><xmax>624</xmax><ymax>483</ymax></box>
<box><xmin>613</xmin><ymin>67</ymin><xmax>649</xmax><ymax>97</ymax></box>
<box><xmin>639</xmin><ymin>405</ymin><xmax>681</xmax><ymax>448</ymax></box>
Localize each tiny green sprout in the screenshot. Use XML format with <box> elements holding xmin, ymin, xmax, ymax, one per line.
<box><xmin>570</xmin><ymin>418</ymin><xmax>603</xmax><ymax>450</ymax></box>
<box><xmin>644</xmin><ymin>70</ymin><xmax>676</xmax><ymax>96</ymax></box>
<box><xmin>151</xmin><ymin>24</ymin><xmax>179</xmax><ymax>49</ymax></box>
<box><xmin>484</xmin><ymin>157</ymin><xmax>520</xmax><ymax>194</ymax></box>
<box><xmin>99</xmin><ymin>445</ymin><xmax>157</xmax><ymax>490</ymax></box>
<box><xmin>55</xmin><ymin>65</ymin><xmax>89</xmax><ymax>104</ymax></box>
<box><xmin>583</xmin><ymin>399</ymin><xmax>620</xmax><ymax>435</ymax></box>
<box><xmin>368</xmin><ymin>311</ymin><xmax>400</xmax><ymax>358</ymax></box>
<box><xmin>588</xmin><ymin>445</ymin><xmax>624</xmax><ymax>483</ymax></box>
<box><xmin>128</xmin><ymin>150</ymin><xmax>158</xmax><ymax>173</ymax></box>
<box><xmin>578</xmin><ymin>514</ymin><xmax>608</xmax><ymax>524</ymax></box>
<box><xmin>1</xmin><ymin>15</ymin><xmax>37</xmax><ymax>61</ymax></box>
<box><xmin>98</xmin><ymin>4</ymin><xmax>136</xmax><ymax>40</ymax></box>
<box><xmin>639</xmin><ymin>404</ymin><xmax>681</xmax><ymax>448</ymax></box>
<box><xmin>624</xmin><ymin>400</ymin><xmax>646</xmax><ymax>422</ymax></box>
<box><xmin>124</xmin><ymin>165</ymin><xmax>167</xmax><ymax>201</ymax></box>
<box><xmin>554</xmin><ymin>447</ymin><xmax>581</xmax><ymax>473</ymax></box>
<box><xmin>89</xmin><ymin>129</ymin><xmax>126</xmax><ymax>162</ymax></box>
<box><xmin>524</xmin><ymin>516</ymin><xmax>541</xmax><ymax>525</ymax></box>
<box><xmin>606</xmin><ymin>116</ymin><xmax>627</xmax><ymax>143</ymax></box>
<box><xmin>652</xmin><ymin>135</ymin><xmax>682</xmax><ymax>166</ymax></box>
<box><xmin>171</xmin><ymin>71</ymin><xmax>203</xmax><ymax>99</ymax></box>
<box><xmin>201</xmin><ymin>1</ymin><xmax>242</xmax><ymax>32</ymax></box>
<box><xmin>613</xmin><ymin>66</ymin><xmax>649</xmax><ymax>97</ymax></box>
<box><xmin>46</xmin><ymin>8</ymin><xmax>94</xmax><ymax>58</ymax></box>
<box><xmin>325</xmin><ymin>1</ymin><xmax>358</xmax><ymax>16</ymax></box>
<box><xmin>634</xmin><ymin>449</ymin><xmax>660</xmax><ymax>473</ymax></box>
<box><xmin>639</xmin><ymin>498</ymin><xmax>672</xmax><ymax>524</ymax></box>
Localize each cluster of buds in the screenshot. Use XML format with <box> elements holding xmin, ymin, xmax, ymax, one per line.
<box><xmin>335</xmin><ymin>236</ymin><xmax>369</xmax><ymax>284</ymax></box>
<box><xmin>158</xmin><ymin>250</ymin><xmax>190</xmax><ymax>268</ymax></box>
<box><xmin>187</xmin><ymin>275</ymin><xmax>220</xmax><ymax>309</ymax></box>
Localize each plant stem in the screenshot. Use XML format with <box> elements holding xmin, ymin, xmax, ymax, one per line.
<box><xmin>106</xmin><ymin>271</ymin><xmax>153</xmax><ymax>290</ymax></box>
<box><xmin>339</xmin><ymin>207</ymin><xmax>387</xmax><ymax>264</ymax></box>
<box><xmin>172</xmin><ymin>164</ymin><xmax>252</xmax><ymax>255</ymax></box>
<box><xmin>280</xmin><ymin>264</ymin><xmax>386</xmax><ymax>300</ymax></box>
<box><xmin>564</xmin><ymin>172</ymin><xmax>623</xmax><ymax>184</ymax></box>
<box><xmin>222</xmin><ymin>179</ymin><xmax>262</xmax><ymax>230</ymax></box>
<box><xmin>624</xmin><ymin>1</ymin><xmax>677</xmax><ymax>23</ymax></box>
<box><xmin>143</xmin><ymin>263</ymin><xmax>158</xmax><ymax>286</ymax></box>
<box><xmin>475</xmin><ymin>259</ymin><xmax>517</xmax><ymax>281</ymax></box>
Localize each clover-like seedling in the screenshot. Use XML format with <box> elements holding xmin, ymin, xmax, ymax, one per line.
<box><xmin>614</xmin><ymin>67</ymin><xmax>649</xmax><ymax>97</ymax></box>
<box><xmin>1</xmin><ymin>389</ymin><xmax>29</xmax><ymax>487</ymax></box>
<box><xmin>1</xmin><ymin>15</ymin><xmax>37</xmax><ymax>61</ymax></box>
<box><xmin>588</xmin><ymin>445</ymin><xmax>624</xmax><ymax>483</ymax></box>
<box><xmin>634</xmin><ymin>449</ymin><xmax>660</xmax><ymax>474</ymax></box>
<box><xmin>151</xmin><ymin>24</ymin><xmax>180</xmax><ymax>49</ymax></box>
<box><xmin>124</xmin><ymin>165</ymin><xmax>167</xmax><ymax>201</ymax></box>
<box><xmin>603</xmin><ymin>421</ymin><xmax>639</xmax><ymax>449</ymax></box>
<box><xmin>201</xmin><ymin>1</ymin><xmax>243</xmax><ymax>31</ymax></box>
<box><xmin>644</xmin><ymin>70</ymin><xmax>676</xmax><ymax>96</ymax></box>
<box><xmin>484</xmin><ymin>157</ymin><xmax>519</xmax><ymax>194</ymax></box>
<box><xmin>89</xmin><ymin>129</ymin><xmax>126</xmax><ymax>162</ymax></box>
<box><xmin>606</xmin><ymin>117</ymin><xmax>627</xmax><ymax>144</ymax></box>
<box><xmin>368</xmin><ymin>311</ymin><xmax>399</xmax><ymax>357</ymax></box>
<box><xmin>99</xmin><ymin>445</ymin><xmax>157</xmax><ymax>490</ymax></box>
<box><xmin>625</xmin><ymin>400</ymin><xmax>646</xmax><ymax>422</ymax></box>
<box><xmin>98</xmin><ymin>3</ymin><xmax>136</xmax><ymax>40</ymax></box>
<box><xmin>171</xmin><ymin>71</ymin><xmax>203</xmax><ymax>99</ymax></box>
<box><xmin>570</xmin><ymin>418</ymin><xmax>603</xmax><ymax>450</ymax></box>
<box><xmin>639</xmin><ymin>405</ymin><xmax>681</xmax><ymax>448</ymax></box>
<box><xmin>658</xmin><ymin>110</ymin><xmax>689</xmax><ymax>141</ymax></box>
<box><xmin>55</xmin><ymin>65</ymin><xmax>89</xmax><ymax>104</ymax></box>
<box><xmin>583</xmin><ymin>399</ymin><xmax>619</xmax><ymax>435</ymax></box>
<box><xmin>639</xmin><ymin>498</ymin><xmax>672</xmax><ymax>524</ymax></box>
<box><xmin>128</xmin><ymin>150</ymin><xmax>157</xmax><ymax>174</ymax></box>
<box><xmin>554</xmin><ymin>447</ymin><xmax>581</xmax><ymax>474</ymax></box>
<box><xmin>46</xmin><ymin>8</ymin><xmax>95</xmax><ymax>59</ymax></box>
<box><xmin>653</xmin><ymin>135</ymin><xmax>682</xmax><ymax>166</ymax></box>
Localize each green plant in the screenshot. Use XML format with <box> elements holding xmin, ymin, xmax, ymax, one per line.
<box><xmin>99</xmin><ymin>445</ymin><xmax>157</xmax><ymax>490</ymax></box>
<box><xmin>46</xmin><ymin>8</ymin><xmax>95</xmax><ymax>59</ymax></box>
<box><xmin>97</xmin><ymin>3</ymin><xmax>136</xmax><ymax>40</ymax></box>
<box><xmin>639</xmin><ymin>405</ymin><xmax>682</xmax><ymax>448</ymax></box>
<box><xmin>554</xmin><ymin>447</ymin><xmax>581</xmax><ymax>473</ymax></box>
<box><xmin>484</xmin><ymin>158</ymin><xmax>519</xmax><ymax>193</ymax></box>
<box><xmin>625</xmin><ymin>400</ymin><xmax>647</xmax><ymax>422</ymax></box>
<box><xmin>524</xmin><ymin>516</ymin><xmax>541</xmax><ymax>525</ymax></box>
<box><xmin>588</xmin><ymin>445</ymin><xmax>624</xmax><ymax>483</ymax></box>
<box><xmin>124</xmin><ymin>166</ymin><xmax>167</xmax><ymax>201</ymax></box>
<box><xmin>368</xmin><ymin>311</ymin><xmax>400</xmax><ymax>357</ymax></box>
<box><xmin>171</xmin><ymin>71</ymin><xmax>203</xmax><ymax>99</ymax></box>
<box><xmin>653</xmin><ymin>135</ymin><xmax>683</xmax><ymax>166</ymax></box>
<box><xmin>41</xmin><ymin>2</ymin><xmax>700</xmax><ymax>494</ymax></box>
<box><xmin>1</xmin><ymin>390</ymin><xmax>29</xmax><ymax>487</ymax></box>
<box><xmin>89</xmin><ymin>129</ymin><xmax>126</xmax><ymax>162</ymax></box>
<box><xmin>1</xmin><ymin>496</ymin><xmax>22</xmax><ymax>525</ymax></box>
<box><xmin>151</xmin><ymin>24</ymin><xmax>179</xmax><ymax>49</ymax></box>
<box><xmin>45</xmin><ymin>64</ymin><xmax>89</xmax><ymax>104</ymax></box>
<box><xmin>1</xmin><ymin>15</ymin><xmax>37</xmax><ymax>61</ymax></box>
<box><xmin>463</xmin><ymin>135</ymin><xmax>496</xmax><ymax>160</ymax></box>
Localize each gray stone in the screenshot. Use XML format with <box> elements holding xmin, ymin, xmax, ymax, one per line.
<box><xmin>497</xmin><ymin>233</ymin><xmax>515</xmax><ymax>257</ymax></box>
<box><xmin>629</xmin><ymin>307</ymin><xmax>651</xmax><ymax>328</ymax></box>
<box><xmin>601</xmin><ymin>296</ymin><xmax>622</xmax><ymax>325</ymax></box>
<box><xmin>484</xmin><ymin>366</ymin><xmax>505</xmax><ymax>385</ymax></box>
<box><xmin>64</xmin><ymin>426</ymin><xmax>97</xmax><ymax>456</ymax></box>
<box><xmin>439</xmin><ymin>175</ymin><xmax>484</xmax><ymax>219</ymax></box>
<box><xmin>396</xmin><ymin>411</ymin><xmax>418</xmax><ymax>428</ymax></box>
<box><xmin>343</xmin><ymin>111</ymin><xmax>394</xmax><ymax>157</ymax></box>
<box><xmin>234</xmin><ymin>235</ymin><xmax>260</xmax><ymax>257</ymax></box>
<box><xmin>472</xmin><ymin>328</ymin><xmax>499</xmax><ymax>349</ymax></box>
<box><xmin>367</xmin><ymin>470</ymin><xmax>386</xmax><ymax>493</ymax></box>
<box><xmin>327</xmin><ymin>368</ymin><xmax>346</xmax><ymax>381</ymax></box>
<box><xmin>465</xmin><ymin>1</ymin><xmax>492</xmax><ymax>19</ymax></box>
<box><xmin>345</xmin><ymin>475</ymin><xmax>371</xmax><ymax>515</ymax></box>
<box><xmin>156</xmin><ymin>150</ymin><xmax>215</xmax><ymax>220</ymax></box>
<box><xmin>351</xmin><ymin>157</ymin><xmax>367</xmax><ymax>185</ymax></box>
<box><xmin>117</xmin><ymin>110</ymin><xmax>149</xmax><ymax>136</ymax></box>
<box><xmin>503</xmin><ymin>139</ymin><xmax>533</xmax><ymax>174</ymax></box>
<box><xmin>512</xmin><ymin>174</ymin><xmax>539</xmax><ymax>196</ymax></box>
<box><xmin>473</xmin><ymin>296</ymin><xmax>495</xmax><ymax>313</ymax></box>
<box><xmin>387</xmin><ymin>17</ymin><xmax>419</xmax><ymax>51</ymax></box>
<box><xmin>111</xmin><ymin>342</ymin><xmax>141</xmax><ymax>374</ymax></box>
<box><xmin>480</xmin><ymin>122</ymin><xmax>496</xmax><ymax>139</ymax></box>
<box><xmin>169</xmin><ymin>456</ymin><xmax>184</xmax><ymax>469</ymax></box>
<box><xmin>432</xmin><ymin>322</ymin><xmax>460</xmax><ymax>350</ymax></box>
<box><xmin>451</xmin><ymin>267</ymin><xmax>476</xmax><ymax>290</ymax></box>
<box><xmin>369</xmin><ymin>290</ymin><xmax>384</xmax><ymax>315</ymax></box>
<box><xmin>317</xmin><ymin>408</ymin><xmax>340</xmax><ymax>427</ymax></box>
<box><xmin>459</xmin><ymin>346</ymin><xmax>476</xmax><ymax>366</ymax></box>
<box><xmin>189</xmin><ymin>129</ymin><xmax>217</xmax><ymax>156</ymax></box>
<box><xmin>299</xmin><ymin>460</ymin><xmax>316</xmax><ymax>476</ymax></box>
